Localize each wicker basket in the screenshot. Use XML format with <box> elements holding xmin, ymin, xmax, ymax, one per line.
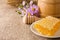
<box><xmin>38</xmin><ymin>0</ymin><xmax>60</xmax><ymax>17</ymax></box>
<box><xmin>7</xmin><ymin>0</ymin><xmax>22</xmax><ymax>7</ymax></box>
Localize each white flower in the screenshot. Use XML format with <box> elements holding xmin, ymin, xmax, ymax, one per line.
<box><xmin>30</xmin><ymin>1</ymin><xmax>33</xmax><ymax>5</ymax></box>
<box><xmin>22</xmin><ymin>1</ymin><xmax>26</xmax><ymax>6</ymax></box>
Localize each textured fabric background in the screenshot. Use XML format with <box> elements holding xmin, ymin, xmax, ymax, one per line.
<box><xmin>7</xmin><ymin>0</ymin><xmax>38</xmax><ymax>7</ymax></box>
<box><xmin>0</xmin><ymin>0</ymin><xmax>41</xmax><ymax>40</ymax></box>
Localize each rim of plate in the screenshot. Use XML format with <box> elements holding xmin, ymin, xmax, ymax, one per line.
<box><xmin>30</xmin><ymin>21</ymin><xmax>60</xmax><ymax>38</ymax></box>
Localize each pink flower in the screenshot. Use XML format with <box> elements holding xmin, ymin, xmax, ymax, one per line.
<box><xmin>26</xmin><ymin>4</ymin><xmax>40</xmax><ymax>17</ymax></box>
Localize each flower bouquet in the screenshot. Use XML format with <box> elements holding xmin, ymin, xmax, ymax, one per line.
<box><xmin>17</xmin><ymin>0</ymin><xmax>40</xmax><ymax>17</ymax></box>
<box><xmin>17</xmin><ymin>0</ymin><xmax>40</xmax><ymax>24</ymax></box>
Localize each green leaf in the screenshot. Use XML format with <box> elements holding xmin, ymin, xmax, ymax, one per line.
<box><xmin>18</xmin><ymin>4</ymin><xmax>23</xmax><ymax>9</ymax></box>
<box><xmin>16</xmin><ymin>10</ymin><xmax>21</xmax><ymax>14</ymax></box>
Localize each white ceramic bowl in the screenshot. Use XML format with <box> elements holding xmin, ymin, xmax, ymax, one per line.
<box><xmin>30</xmin><ymin>21</ymin><xmax>60</xmax><ymax>38</ymax></box>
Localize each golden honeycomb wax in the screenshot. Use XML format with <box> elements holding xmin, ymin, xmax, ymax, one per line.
<box><xmin>33</xmin><ymin>16</ymin><xmax>60</xmax><ymax>36</ymax></box>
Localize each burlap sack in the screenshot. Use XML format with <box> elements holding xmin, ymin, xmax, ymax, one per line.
<box><xmin>7</xmin><ymin>0</ymin><xmax>22</xmax><ymax>7</ymax></box>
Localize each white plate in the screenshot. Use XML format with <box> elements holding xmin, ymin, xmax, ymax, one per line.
<box><xmin>30</xmin><ymin>21</ymin><xmax>60</xmax><ymax>38</ymax></box>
